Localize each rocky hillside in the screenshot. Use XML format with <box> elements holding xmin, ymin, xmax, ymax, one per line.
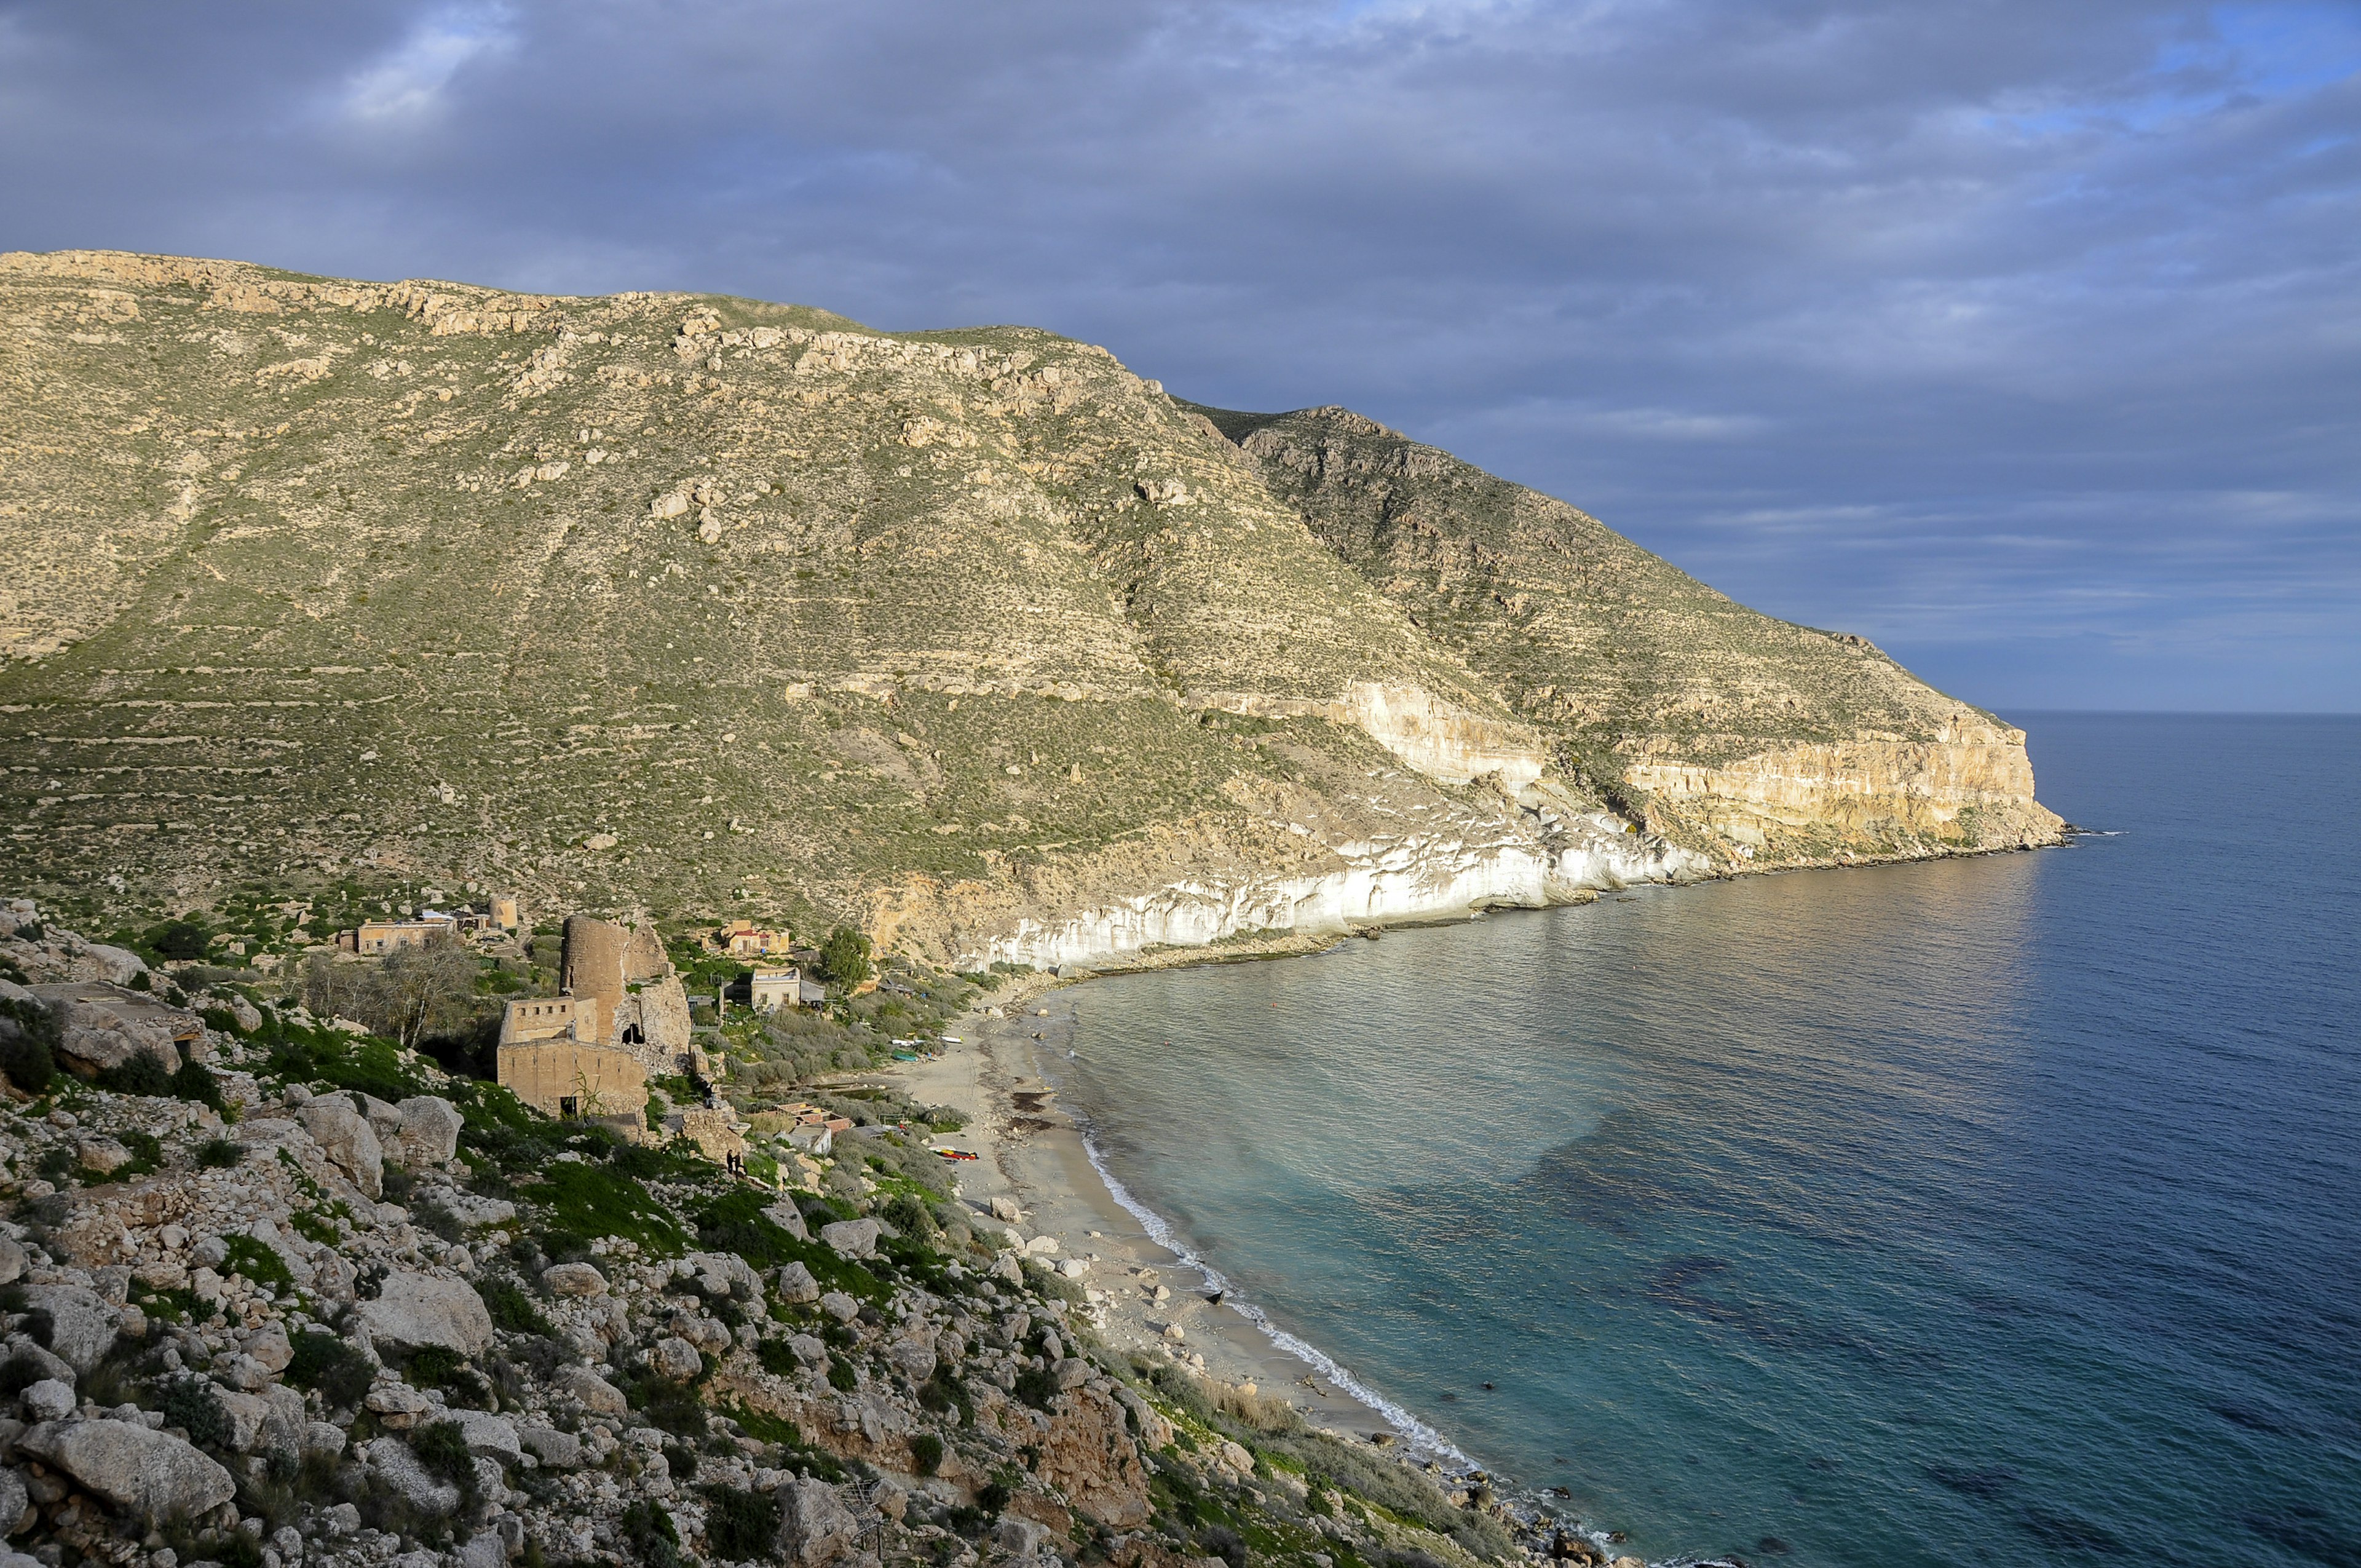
<box><xmin>0</xmin><ymin>251</ymin><xmax>2057</xmax><ymax>962</ymax></box>
<box><xmin>1196</xmin><ymin>406</ymin><xmax>2062</xmax><ymax>863</ymax></box>
<box><xmin>0</xmin><ymin>901</ymin><xmax>1597</xmax><ymax>1568</ymax></box>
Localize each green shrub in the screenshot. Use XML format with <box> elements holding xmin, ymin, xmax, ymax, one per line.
<box><xmin>172</xmin><ymin>1058</ymin><xmax>226</xmax><ymax>1109</ymax></box>
<box><xmin>219</xmin><ymin>1234</ymin><xmax>293</xmax><ymax>1291</ymax></box>
<box><xmin>409</xmin><ymin>1420</ymin><xmax>480</xmax><ymax>1508</ymax></box>
<box><xmin>621</xmin><ymin>1500</ymin><xmax>682</xmax><ymax>1568</ymax></box>
<box><xmin>286</xmin><ymin>1330</ymin><xmax>374</xmax><ymax>1409</ymax></box>
<box><xmin>147</xmin><ymin>920</ymin><xmax>210</xmax><ymax>962</ymax></box>
<box><xmin>1013</xmin><ymin>1366</ymin><xmax>1061</xmax><ymax>1409</ymax></box>
<box><xmin>162</xmin><ymin>1377</ymin><xmax>231</xmax><ymax>1449</ymax></box>
<box><xmin>96</xmin><ymin>1049</ymin><xmax>174</xmax><ymax>1097</ymax></box>
<box><xmin>475</xmin><ymin>1278</ymin><xmax>555</xmax><ymax>1337</ymax></box>
<box><xmin>0</xmin><ymin>999</ymin><xmax>58</xmax><ymax>1094</ymax></box>
<box><xmin>910</xmin><ymin>1432</ymin><xmax>944</xmax><ymax>1476</ymax></box>
<box><xmin>883</xmin><ymin>1191</ymin><xmax>935</xmax><ymax>1240</ymax></box>
<box><xmin>827</xmin><ymin>1354</ymin><xmax>857</xmax><ymax>1392</ymax></box>
<box><xmin>756</xmin><ymin>1338</ymin><xmax>799</xmax><ymax>1377</ymax></box>
<box><xmin>197</xmin><ymin>1138</ymin><xmax>244</xmax><ymax>1169</ymax></box>
<box><xmin>700</xmin><ymin>1484</ymin><xmax>780</xmax><ymax>1558</ymax></box>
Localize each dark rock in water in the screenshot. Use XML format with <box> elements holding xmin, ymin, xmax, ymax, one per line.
<box><xmin>1925</xmin><ymin>1464</ymin><xmax>2018</xmax><ymax>1496</ymax></box>
<box><xmin>2015</xmin><ymin>1508</ymin><xmax>2126</xmax><ymax>1554</ymax></box>
<box><xmin>1755</xmin><ymin>1538</ymin><xmax>1791</xmax><ymax>1555</ymax></box>
<box><xmin>2240</xmin><ymin>1505</ymin><xmax>2355</xmax><ymax>1566</ymax></box>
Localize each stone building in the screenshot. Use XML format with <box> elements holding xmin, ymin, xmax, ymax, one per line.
<box><xmin>559</xmin><ymin>914</ymin><xmax>699</xmax><ymax>1079</ymax></box>
<box><xmin>346</xmin><ymin>914</ymin><xmax>457</xmax><ymax>954</ymax></box>
<box><xmin>494</xmin><ymin>994</ymin><xmax>647</xmax><ymax>1135</ymax></box>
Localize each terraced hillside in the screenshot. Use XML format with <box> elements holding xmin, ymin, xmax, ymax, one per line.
<box><xmin>1197</xmin><ymin>405</ymin><xmax>2064</xmax><ymax>861</ymax></box>
<box><xmin>0</xmin><ymin>251</ymin><xmax>2056</xmax><ymax>959</ymax></box>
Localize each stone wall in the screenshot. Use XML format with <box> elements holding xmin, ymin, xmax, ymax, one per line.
<box><xmin>496</xmin><ymin>1040</ymin><xmax>647</xmax><ymax>1123</ymax></box>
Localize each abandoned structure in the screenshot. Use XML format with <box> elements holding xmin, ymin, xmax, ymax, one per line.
<box><xmin>494</xmin><ymin>994</ymin><xmax>647</xmax><ymax>1137</ymax></box>
<box><xmin>559</xmin><ymin>914</ymin><xmax>702</xmax><ymax>1079</ymax></box>
<box><xmin>749</xmin><ymin>964</ymin><xmax>810</xmax><ymax>1012</ymax></box>
<box><xmin>340</xmin><ymin>896</ymin><xmax>520</xmax><ymax>953</ymax></box>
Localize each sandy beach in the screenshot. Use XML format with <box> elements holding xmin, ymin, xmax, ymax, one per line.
<box><xmin>872</xmin><ymin>977</ymin><xmax>1410</xmax><ymax>1450</ymax></box>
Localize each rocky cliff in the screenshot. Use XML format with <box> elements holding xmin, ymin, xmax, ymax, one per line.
<box><xmin>0</xmin><ymin>251</ymin><xmax>2055</xmax><ymax>962</ymax></box>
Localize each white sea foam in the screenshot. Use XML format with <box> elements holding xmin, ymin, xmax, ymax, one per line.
<box><xmin>1072</xmin><ymin>1112</ymin><xmax>1476</xmax><ymax>1470</ymax></box>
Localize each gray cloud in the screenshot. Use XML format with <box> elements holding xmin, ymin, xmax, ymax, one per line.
<box><xmin>4</xmin><ymin>0</ymin><xmax>2354</xmax><ymax>709</ymax></box>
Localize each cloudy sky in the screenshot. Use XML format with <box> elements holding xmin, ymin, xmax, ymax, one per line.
<box><xmin>4</xmin><ymin>1</ymin><xmax>2355</xmax><ymax>711</ymax></box>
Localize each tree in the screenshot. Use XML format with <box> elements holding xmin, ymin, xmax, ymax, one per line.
<box><xmin>366</xmin><ymin>933</ymin><xmax>483</xmax><ymax>1050</ymax></box>
<box><xmin>815</xmin><ymin>926</ymin><xmax>871</xmax><ymax>991</ymax></box>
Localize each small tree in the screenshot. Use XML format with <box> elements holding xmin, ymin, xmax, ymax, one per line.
<box><xmin>364</xmin><ymin>933</ymin><xmax>482</xmax><ymax>1050</ymax></box>
<box><xmin>816</xmin><ymin>926</ymin><xmax>872</xmax><ymax>991</ymax></box>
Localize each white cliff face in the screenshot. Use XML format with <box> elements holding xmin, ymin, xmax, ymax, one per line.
<box><xmin>964</xmin><ymin>798</ymin><xmax>1707</xmax><ymax>971</ymax></box>
<box><xmin>1193</xmin><ymin>681</ymin><xmax>1549</xmax><ymax>789</ymax></box>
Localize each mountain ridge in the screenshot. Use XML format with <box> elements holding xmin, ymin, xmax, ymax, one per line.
<box><xmin>0</xmin><ymin>250</ymin><xmax>2060</xmax><ymax>960</ymax></box>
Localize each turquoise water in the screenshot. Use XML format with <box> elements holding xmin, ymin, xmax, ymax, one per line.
<box><xmin>1048</xmin><ymin>715</ymin><xmax>2361</xmax><ymax>1567</ymax></box>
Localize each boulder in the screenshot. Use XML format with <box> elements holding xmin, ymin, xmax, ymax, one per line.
<box><xmin>775</xmin><ymin>1475</ymin><xmax>859</xmax><ymax>1567</ymax></box>
<box><xmin>357</xmin><ymin>1272</ymin><xmax>492</xmax><ymax>1357</ymax></box>
<box><xmin>298</xmin><ymin>1100</ymin><xmax>383</xmax><ymax>1197</ymax></box>
<box><xmin>365</xmin><ymin>1438</ymin><xmax>461</xmax><ymax>1518</ymax></box>
<box><xmin>364</xmin><ymin>1381</ymin><xmax>435</xmax><ymax>1430</ymax></box>
<box><xmin>541</xmin><ymin>1262</ymin><xmax>607</xmax><ymax>1297</ymax></box>
<box><xmin>26</xmin><ymin>983</ymin><xmax>191</xmax><ymax>1077</ymax></box>
<box><xmin>682</xmin><ymin>1249</ymin><xmax>762</xmax><ymax>1299</ymax></box>
<box><xmin>649</xmin><ymin>1336</ymin><xmax>703</xmax><ymax>1380</ymax></box>
<box><xmin>17</xmin><ymin>1418</ymin><xmax>236</xmax><ymax>1526</ymax></box>
<box><xmin>818</xmin><ymin>1291</ymin><xmax>860</xmax><ymax>1324</ymax></box>
<box><xmin>516</xmin><ymin>1424</ymin><xmax>581</xmax><ymax>1468</ymax></box>
<box><xmin>773</xmin><ymin>1262</ymin><xmax>820</xmax><ymax>1304</ymax></box>
<box><xmin>761</xmin><ymin>1201</ymin><xmax>811</xmax><ymax>1241</ymax></box>
<box><xmin>304</xmin><ymin>1420</ymin><xmax>349</xmax><ymax>1460</ymax></box>
<box><xmin>885</xmin><ymin>1334</ymin><xmax>937</xmax><ymax>1384</ymax></box>
<box><xmin>3</xmin><ymin>1342</ymin><xmax>75</xmax><ymax>1388</ymax></box>
<box><xmin>1053</xmin><ymin>1357</ymin><xmax>1090</xmax><ymax>1392</ymax></box>
<box><xmin>0</xmin><ymin>1238</ymin><xmax>25</xmax><ymax>1287</ymax></box>
<box><xmin>19</xmin><ymin>1380</ymin><xmax>73</xmax><ymax>1423</ymax></box>
<box><xmin>77</xmin><ymin>945</ymin><xmax>149</xmax><ymax>987</ymax></box>
<box><xmin>0</xmin><ymin>1467</ymin><xmax>25</xmax><ymax>1535</ymax></box>
<box><xmin>357</xmin><ymin>1094</ymin><xmax>406</xmax><ymax>1150</ymax></box>
<box><xmin>989</xmin><ymin>1196</ymin><xmax>1022</xmax><ymax>1224</ymax></box>
<box><xmin>552</xmin><ymin>1364</ymin><xmax>628</xmax><ymax>1417</ymax></box>
<box><xmin>240</xmin><ymin>1320</ymin><xmax>294</xmax><ymax>1373</ymax></box>
<box><xmin>75</xmin><ymin>1138</ymin><xmax>131</xmax><ymax>1175</ymax></box>
<box><xmin>444</xmin><ymin>1409</ymin><xmax>521</xmax><ymax>1463</ymax></box>
<box><xmin>819</xmin><ymin>1219</ymin><xmax>879</xmax><ymax>1259</ymax></box>
<box><xmin>990</xmin><ymin>1518</ymin><xmax>1050</xmax><ymax>1557</ymax></box>
<box><xmin>395</xmin><ymin>1097</ymin><xmax>464</xmax><ymax>1168</ymax></box>
<box><xmin>789</xmin><ymin>1333</ymin><xmax>828</xmax><ymax>1369</ymax></box>
<box><xmin>18</xmin><ymin>1284</ymin><xmax>118</xmax><ymax>1371</ymax></box>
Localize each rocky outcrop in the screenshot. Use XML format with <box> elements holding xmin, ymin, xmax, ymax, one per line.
<box><xmin>25</xmin><ymin>984</ymin><xmax>194</xmax><ymax>1077</ymax></box>
<box><xmin>17</xmin><ymin>1420</ymin><xmax>235</xmax><ymax>1526</ymax></box>
<box><xmin>357</xmin><ymin>1271</ymin><xmax>494</xmax><ymax>1358</ymax></box>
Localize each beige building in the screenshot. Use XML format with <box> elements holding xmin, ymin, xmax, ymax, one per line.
<box><xmin>561</xmin><ymin>914</ymin><xmax>700</xmax><ymax>1078</ymax></box>
<box><xmin>494</xmin><ymin>994</ymin><xmax>647</xmax><ymax>1133</ymax></box>
<box><xmin>346</xmin><ymin>915</ymin><xmax>457</xmax><ymax>954</ymax></box>
<box><xmin>749</xmin><ymin>965</ymin><xmax>804</xmax><ymax>1012</ymax></box>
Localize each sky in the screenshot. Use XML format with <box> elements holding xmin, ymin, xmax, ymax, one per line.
<box><xmin>2</xmin><ymin>1</ymin><xmax>2355</xmax><ymax>712</ymax></box>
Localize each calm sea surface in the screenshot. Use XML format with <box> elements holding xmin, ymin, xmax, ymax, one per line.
<box><xmin>1048</xmin><ymin>715</ymin><xmax>2361</xmax><ymax>1568</ymax></box>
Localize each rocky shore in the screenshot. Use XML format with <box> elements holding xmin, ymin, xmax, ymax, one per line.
<box><xmin>0</xmin><ymin>900</ymin><xmax>1637</xmax><ymax>1568</ymax></box>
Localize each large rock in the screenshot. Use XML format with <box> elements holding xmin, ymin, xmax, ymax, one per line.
<box><xmin>552</xmin><ymin>1364</ymin><xmax>628</xmax><ymax>1417</ymax></box>
<box><xmin>775</xmin><ymin>1475</ymin><xmax>860</xmax><ymax>1567</ymax></box>
<box><xmin>649</xmin><ymin>1336</ymin><xmax>702</xmax><ymax>1380</ymax></box>
<box><xmin>541</xmin><ymin>1262</ymin><xmax>607</xmax><ymax>1297</ymax></box>
<box><xmin>885</xmin><ymin>1333</ymin><xmax>938</xmax><ymax>1384</ymax></box>
<box><xmin>25</xmin><ymin>983</ymin><xmax>191</xmax><ymax>1077</ymax></box>
<box><xmin>298</xmin><ymin>1100</ymin><xmax>383</xmax><ymax>1197</ymax></box>
<box><xmin>762</xmin><ymin>1201</ymin><xmax>811</xmax><ymax>1241</ymax></box>
<box><xmin>215</xmin><ymin>1388</ymin><xmax>304</xmax><ymax>1454</ymax></box>
<box><xmin>819</xmin><ymin>1219</ymin><xmax>879</xmax><ymax>1259</ymax></box>
<box><xmin>773</xmin><ymin>1261</ymin><xmax>820</xmax><ymax>1304</ymax></box>
<box><xmin>18</xmin><ymin>1418</ymin><xmax>235</xmax><ymax>1526</ymax></box>
<box><xmin>365</xmin><ymin>1438</ymin><xmax>461</xmax><ymax>1518</ymax></box>
<box><xmin>0</xmin><ymin>1467</ymin><xmax>25</xmax><ymax>1535</ymax></box>
<box><xmin>20</xmin><ymin>1380</ymin><xmax>73</xmax><ymax>1423</ymax></box>
<box><xmin>681</xmin><ymin>1249</ymin><xmax>762</xmax><ymax>1299</ymax></box>
<box><xmin>18</xmin><ymin>1285</ymin><xmax>118</xmax><ymax>1372</ymax></box>
<box><xmin>516</xmin><ymin>1423</ymin><xmax>581</xmax><ymax>1468</ymax></box>
<box><xmin>76</xmin><ymin>945</ymin><xmax>149</xmax><ymax>988</ymax></box>
<box><xmin>358</xmin><ymin>1272</ymin><xmax>492</xmax><ymax>1357</ymax></box>
<box><xmin>818</xmin><ymin>1291</ymin><xmax>860</xmax><ymax>1324</ymax></box>
<box><xmin>443</xmin><ymin>1409</ymin><xmax>521</xmax><ymax>1463</ymax></box>
<box><xmin>394</xmin><ymin>1097</ymin><xmax>463</xmax><ymax>1168</ymax></box>
<box><xmin>240</xmin><ymin>1320</ymin><xmax>294</xmax><ymax>1373</ymax></box>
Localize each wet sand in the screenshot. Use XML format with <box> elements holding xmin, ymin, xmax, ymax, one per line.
<box><xmin>876</xmin><ymin>984</ymin><xmax>1399</xmax><ymax>1445</ymax></box>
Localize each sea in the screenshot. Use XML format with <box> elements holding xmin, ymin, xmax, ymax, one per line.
<box><xmin>1043</xmin><ymin>713</ymin><xmax>2361</xmax><ymax>1568</ymax></box>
